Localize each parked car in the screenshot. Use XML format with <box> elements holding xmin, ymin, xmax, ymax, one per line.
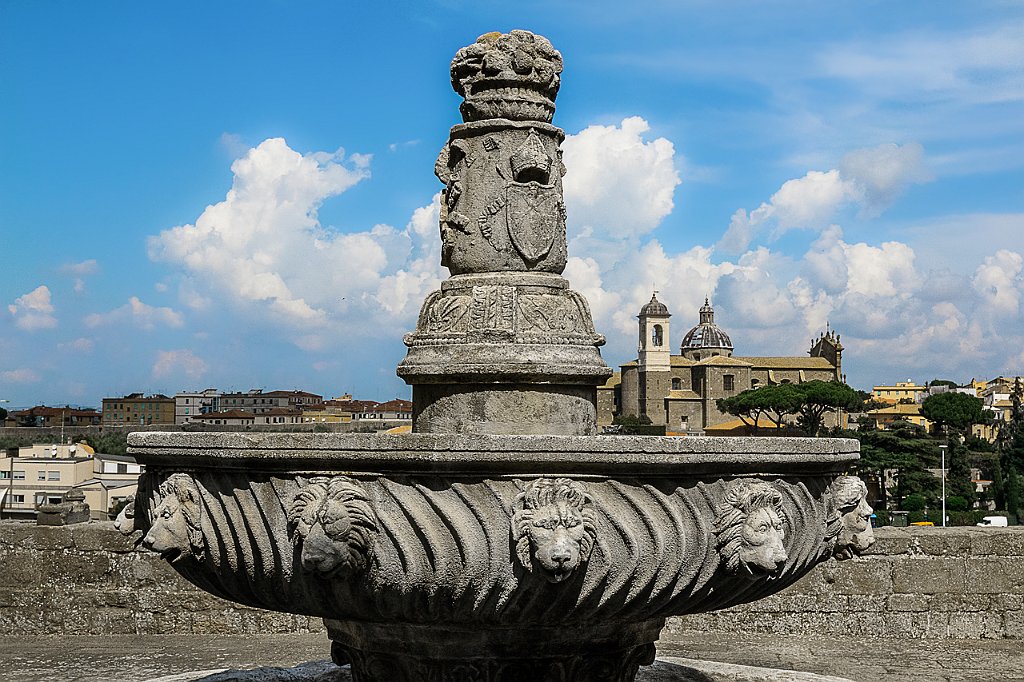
<box><xmin>977</xmin><ymin>516</ymin><xmax>1009</xmax><ymax>527</ymax></box>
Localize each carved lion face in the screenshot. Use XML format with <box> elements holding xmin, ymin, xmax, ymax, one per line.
<box><xmin>714</xmin><ymin>480</ymin><xmax>789</xmax><ymax>579</ymax></box>
<box><xmin>288</xmin><ymin>477</ymin><xmax>376</xmax><ymax>578</ymax></box>
<box><xmin>142</xmin><ymin>475</ymin><xmax>203</xmax><ymax>563</ymax></box>
<box><xmin>738</xmin><ymin>506</ymin><xmax>788</xmax><ymax>574</ymax></box>
<box><xmin>513</xmin><ymin>478</ymin><xmax>597</xmax><ymax>583</ymax></box>
<box><xmin>833</xmin><ymin>476</ymin><xmax>874</xmax><ymax>559</ymax></box>
<box><xmin>114</xmin><ymin>496</ymin><xmax>135</xmax><ymax>535</ymax></box>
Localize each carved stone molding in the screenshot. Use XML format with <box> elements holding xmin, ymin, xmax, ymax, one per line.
<box><xmin>713</xmin><ymin>480</ymin><xmax>788</xmax><ymax>579</ymax></box>
<box><xmin>288</xmin><ymin>476</ymin><xmax>377</xmax><ymax>578</ymax></box>
<box><xmin>512</xmin><ymin>477</ymin><xmax>597</xmax><ymax>583</ymax></box>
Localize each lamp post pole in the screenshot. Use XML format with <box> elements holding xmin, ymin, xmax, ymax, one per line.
<box><xmin>939</xmin><ymin>444</ymin><xmax>948</xmax><ymax>528</ymax></box>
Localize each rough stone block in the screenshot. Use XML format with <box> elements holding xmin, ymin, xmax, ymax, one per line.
<box><xmin>71</xmin><ymin>522</ymin><xmax>136</xmax><ymax>553</ymax></box>
<box><xmin>831</xmin><ymin>557</ymin><xmax>893</xmax><ymax>594</ymax></box>
<box><xmin>886</xmin><ymin>593</ymin><xmax>930</xmax><ymax>612</ymax></box>
<box><xmin>913</xmin><ymin>528</ymin><xmax>973</xmax><ymax>556</ymax></box>
<box><xmin>891</xmin><ymin>557</ymin><xmax>966</xmax><ymax>594</ymax></box>
<box><xmin>982</xmin><ymin>529</ymin><xmax>1024</xmax><ymax>557</ymax></box>
<box><xmin>946</xmin><ymin>610</ymin><xmax>1005</xmax><ymax>639</ymax></box>
<box><xmin>965</xmin><ymin>557</ymin><xmax>1024</xmax><ymax>594</ymax></box>
<box><xmin>864</xmin><ymin>527</ymin><xmax>913</xmax><ymax>556</ymax></box>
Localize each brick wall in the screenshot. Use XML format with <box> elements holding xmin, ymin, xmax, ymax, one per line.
<box><xmin>1</xmin><ymin>522</ymin><xmax>1021</xmax><ymax>638</ymax></box>
<box><xmin>669</xmin><ymin>526</ymin><xmax>1024</xmax><ymax>639</ymax></box>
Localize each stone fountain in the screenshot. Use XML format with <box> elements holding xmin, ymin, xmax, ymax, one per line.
<box><xmin>127</xmin><ymin>30</ymin><xmax>872</xmax><ymax>682</ymax></box>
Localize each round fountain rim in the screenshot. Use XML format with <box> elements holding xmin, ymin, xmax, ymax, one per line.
<box><xmin>127</xmin><ymin>432</ymin><xmax>858</xmax><ymax>475</ymax></box>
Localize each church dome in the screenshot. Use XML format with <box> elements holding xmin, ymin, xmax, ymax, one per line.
<box><xmin>639</xmin><ymin>292</ymin><xmax>670</xmax><ymax>317</ymax></box>
<box><xmin>680</xmin><ymin>299</ymin><xmax>733</xmax><ymax>356</ymax></box>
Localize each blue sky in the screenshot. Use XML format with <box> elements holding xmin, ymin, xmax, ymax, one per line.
<box><xmin>2</xmin><ymin>1</ymin><xmax>1022</xmax><ymax>409</ymax></box>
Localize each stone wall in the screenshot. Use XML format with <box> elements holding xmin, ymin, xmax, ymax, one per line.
<box><xmin>1</xmin><ymin>522</ymin><xmax>1021</xmax><ymax>638</ymax></box>
<box><xmin>0</xmin><ymin>521</ymin><xmax>325</xmax><ymax>635</ymax></box>
<box><xmin>669</xmin><ymin>526</ymin><xmax>1024</xmax><ymax>639</ymax></box>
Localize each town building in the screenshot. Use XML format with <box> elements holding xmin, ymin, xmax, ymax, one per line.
<box><xmin>4</xmin><ymin>406</ymin><xmax>102</xmax><ymax>428</ymax></box>
<box><xmin>190</xmin><ymin>407</ymin><xmax>304</xmax><ymax>426</ymax></box>
<box><xmin>862</xmin><ymin>403</ymin><xmax>932</xmax><ymax>431</ymax></box>
<box><xmin>871</xmin><ymin>381</ymin><xmax>927</xmax><ymax>405</ymax></box>
<box><xmin>0</xmin><ymin>442</ymin><xmax>140</xmax><ymax>520</ymax></box>
<box><xmin>174</xmin><ymin>388</ymin><xmax>222</xmax><ymax>424</ymax></box>
<box><xmin>218</xmin><ymin>389</ymin><xmax>323</xmax><ymax>414</ymax></box>
<box><xmin>601</xmin><ymin>294</ymin><xmax>844</xmax><ymax>433</ymax></box>
<box><xmin>102</xmin><ymin>393</ymin><xmax>175</xmax><ymax>426</ymax></box>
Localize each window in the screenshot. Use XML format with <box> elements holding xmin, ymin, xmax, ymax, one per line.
<box><xmin>680</xmin><ymin>416</ymin><xmax>688</xmax><ymax>429</ymax></box>
<box><xmin>671</xmin><ymin>378</ymin><xmax>681</xmax><ymax>391</ymax></box>
<box><xmin>0</xmin><ymin>471</ymin><xmax>8</xmax><ymax>479</ymax></box>
<box><xmin>781</xmin><ymin>379</ymin><xmax>791</xmax><ymax>385</ymax></box>
<box><xmin>38</xmin><ymin>471</ymin><xmax>46</xmax><ymax>481</ymax></box>
<box><xmin>724</xmin><ymin>375</ymin><xmax>734</xmax><ymax>392</ymax></box>
<box><xmin>11</xmin><ymin>494</ymin><xmax>24</xmax><ymax>504</ymax></box>
<box><xmin>13</xmin><ymin>471</ymin><xmax>25</xmax><ymax>480</ymax></box>
<box><xmin>48</xmin><ymin>471</ymin><xmax>60</xmax><ymax>481</ymax></box>
<box><xmin>116</xmin><ymin>463</ymin><xmax>128</xmax><ymax>474</ymax></box>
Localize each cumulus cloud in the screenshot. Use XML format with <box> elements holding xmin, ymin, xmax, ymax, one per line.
<box><xmin>148</xmin><ymin>137</ymin><xmax>446</xmax><ymax>347</ymax></box>
<box><xmin>8</xmin><ymin>285</ymin><xmax>57</xmax><ymax>331</ymax></box>
<box><xmin>57</xmin><ymin>337</ymin><xmax>95</xmax><ymax>353</ymax></box>
<box><xmin>717</xmin><ymin>143</ymin><xmax>931</xmax><ymax>253</ymax></box>
<box><xmin>84</xmin><ymin>297</ymin><xmax>184</xmax><ymax>330</ymax></box>
<box><xmin>562</xmin><ymin>116</ymin><xmax>681</xmax><ymax>244</ymax></box>
<box><xmin>59</xmin><ymin>259</ymin><xmax>99</xmax><ymax>294</ymax></box>
<box><xmin>972</xmin><ymin>250</ymin><xmax>1023</xmax><ymax>315</ymax></box>
<box><xmin>152</xmin><ymin>349</ymin><xmax>208</xmax><ymax>381</ymax></box>
<box><xmin>1</xmin><ymin>368</ymin><xmax>40</xmax><ymax>383</ymax></box>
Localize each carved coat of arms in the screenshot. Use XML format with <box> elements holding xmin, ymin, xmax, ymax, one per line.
<box><xmin>505</xmin><ymin>181</ymin><xmax>562</xmax><ymax>264</ymax></box>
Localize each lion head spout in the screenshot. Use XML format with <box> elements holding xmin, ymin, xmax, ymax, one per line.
<box><xmin>142</xmin><ymin>474</ymin><xmax>205</xmax><ymax>564</ymax></box>
<box><xmin>512</xmin><ymin>477</ymin><xmax>597</xmax><ymax>583</ymax></box>
<box><xmin>288</xmin><ymin>476</ymin><xmax>377</xmax><ymax>578</ymax></box>
<box><xmin>830</xmin><ymin>475</ymin><xmax>875</xmax><ymax>560</ymax></box>
<box><xmin>714</xmin><ymin>480</ymin><xmax>788</xmax><ymax>579</ymax></box>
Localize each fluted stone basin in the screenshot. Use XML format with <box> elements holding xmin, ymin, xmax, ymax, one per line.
<box><xmin>127</xmin><ymin>432</ymin><xmax>866</xmax><ymax>681</ymax></box>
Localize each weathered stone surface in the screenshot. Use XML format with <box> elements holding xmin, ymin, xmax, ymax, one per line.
<box><xmin>892</xmin><ymin>557</ymin><xmax>967</xmax><ymax>594</ymax></box>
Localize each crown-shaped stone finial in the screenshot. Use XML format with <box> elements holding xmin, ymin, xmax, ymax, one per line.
<box><xmin>450</xmin><ymin>30</ymin><xmax>563</xmax><ymax>123</ymax></box>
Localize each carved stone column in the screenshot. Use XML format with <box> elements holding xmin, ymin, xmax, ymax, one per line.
<box><xmin>397</xmin><ymin>30</ymin><xmax>612</xmax><ymax>435</ymax></box>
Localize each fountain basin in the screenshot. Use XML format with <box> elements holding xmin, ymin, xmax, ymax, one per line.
<box><xmin>128</xmin><ymin>432</ymin><xmax>861</xmax><ymax>681</ymax></box>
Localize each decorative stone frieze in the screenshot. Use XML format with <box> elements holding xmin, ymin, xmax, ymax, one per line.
<box><xmin>714</xmin><ymin>480</ymin><xmax>789</xmax><ymax>578</ymax></box>
<box><xmin>829</xmin><ymin>475</ymin><xmax>875</xmax><ymax>560</ymax></box>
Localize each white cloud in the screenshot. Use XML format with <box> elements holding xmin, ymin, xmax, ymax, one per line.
<box><xmin>717</xmin><ymin>143</ymin><xmax>932</xmax><ymax>254</ymax></box>
<box><xmin>8</xmin><ymin>285</ymin><xmax>57</xmax><ymax>331</ymax></box>
<box><xmin>1</xmin><ymin>368</ymin><xmax>40</xmax><ymax>383</ymax></box>
<box><xmin>59</xmin><ymin>259</ymin><xmax>99</xmax><ymax>294</ymax></box>
<box><xmin>972</xmin><ymin>250</ymin><xmax>1023</xmax><ymax>315</ymax></box>
<box><xmin>57</xmin><ymin>337</ymin><xmax>95</xmax><ymax>353</ymax></box>
<box><xmin>562</xmin><ymin>117</ymin><xmax>680</xmax><ymax>244</ymax></box>
<box><xmin>84</xmin><ymin>297</ymin><xmax>184</xmax><ymax>330</ymax></box>
<box><xmin>152</xmin><ymin>349</ymin><xmax>208</xmax><ymax>381</ymax></box>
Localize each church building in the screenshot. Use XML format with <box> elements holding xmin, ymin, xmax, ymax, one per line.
<box><xmin>598</xmin><ymin>293</ymin><xmax>845</xmax><ymax>433</ymax></box>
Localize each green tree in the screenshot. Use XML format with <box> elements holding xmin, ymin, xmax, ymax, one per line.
<box><xmin>945</xmin><ymin>435</ymin><xmax>976</xmax><ymax>506</ymax></box>
<box><xmin>927</xmin><ymin>379</ymin><xmax>959</xmax><ymax>389</ymax></box>
<box><xmin>716</xmin><ymin>384</ymin><xmax>802</xmax><ymax>433</ymax></box>
<box><xmin>0</xmin><ymin>407</ymin><xmax>7</xmax><ymax>421</ymax></box>
<box><xmin>920</xmin><ymin>392</ymin><xmax>985</xmax><ymax>433</ymax></box>
<box><xmin>852</xmin><ymin>420</ymin><xmax>939</xmax><ymax>510</ymax></box>
<box><xmin>793</xmin><ymin>380</ymin><xmax>861</xmax><ymax>437</ymax></box>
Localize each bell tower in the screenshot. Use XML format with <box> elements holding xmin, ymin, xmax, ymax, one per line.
<box><xmin>638</xmin><ymin>292</ymin><xmax>671</xmax><ymax>373</ymax></box>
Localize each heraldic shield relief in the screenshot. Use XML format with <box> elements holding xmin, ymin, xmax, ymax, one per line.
<box><xmin>506</xmin><ymin>181</ymin><xmax>563</xmax><ymax>265</ymax></box>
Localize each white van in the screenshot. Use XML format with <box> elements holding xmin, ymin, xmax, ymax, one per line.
<box><xmin>976</xmin><ymin>516</ymin><xmax>1009</xmax><ymax>527</ymax></box>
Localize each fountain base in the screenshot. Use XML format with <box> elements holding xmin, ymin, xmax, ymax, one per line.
<box><xmin>326</xmin><ymin>619</ymin><xmax>662</xmax><ymax>682</ymax></box>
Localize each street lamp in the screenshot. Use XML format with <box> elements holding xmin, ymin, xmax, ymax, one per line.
<box><xmin>939</xmin><ymin>444</ymin><xmax>948</xmax><ymax>528</ymax></box>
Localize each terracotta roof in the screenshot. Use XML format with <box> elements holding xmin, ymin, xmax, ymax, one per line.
<box><xmin>599</xmin><ymin>371</ymin><xmax>621</xmax><ymax>389</ymax></box>
<box><xmin>735</xmin><ymin>356</ymin><xmax>835</xmax><ymax>369</ymax></box>
<box><xmin>666</xmin><ymin>389</ymin><xmax>701</xmax><ymax>400</ymax></box>
<box><xmin>264</xmin><ymin>407</ymin><xmax>302</xmax><ymax>415</ymax></box>
<box><xmin>376</xmin><ymin>399</ymin><xmax>413</xmax><ymax>411</ymax></box>
<box><xmin>12</xmin><ymin>406</ymin><xmax>101</xmax><ymax>418</ymax></box>
<box><xmin>620</xmin><ymin>360</ymin><xmax>638</xmax><ymax>368</ymax></box>
<box><xmin>694</xmin><ymin>355</ymin><xmax>752</xmax><ymax>367</ymax></box>
<box><xmin>262</xmin><ymin>390</ymin><xmax>323</xmax><ymax>399</ymax></box>
<box><xmin>345</xmin><ymin>400</ymin><xmax>382</xmax><ymax>413</ymax></box>
<box><xmin>669</xmin><ymin>356</ymin><xmax>695</xmax><ymax>367</ymax></box>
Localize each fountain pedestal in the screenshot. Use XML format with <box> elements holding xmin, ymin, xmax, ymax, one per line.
<box><xmin>126</xmin><ymin>29</ymin><xmax>874</xmax><ymax>682</ymax></box>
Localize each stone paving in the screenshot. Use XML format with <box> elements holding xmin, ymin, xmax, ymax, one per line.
<box><xmin>2</xmin><ymin>633</ymin><xmax>1021</xmax><ymax>682</ymax></box>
